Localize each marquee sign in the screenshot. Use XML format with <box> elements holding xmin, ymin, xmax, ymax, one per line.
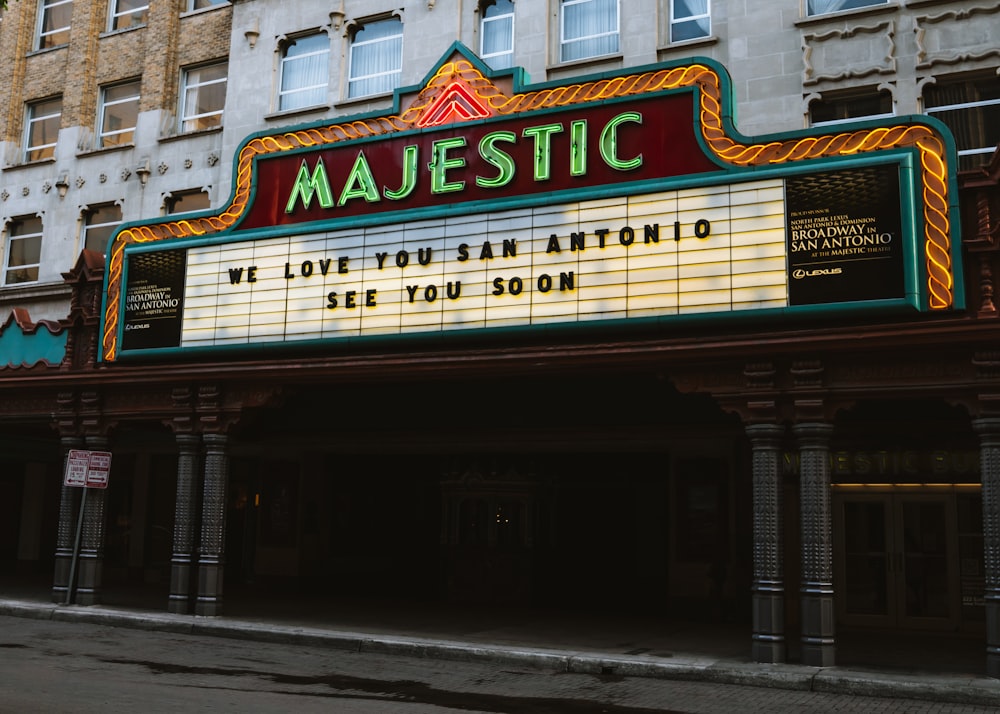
<box><xmin>101</xmin><ymin>44</ymin><xmax>960</xmax><ymax>361</ymax></box>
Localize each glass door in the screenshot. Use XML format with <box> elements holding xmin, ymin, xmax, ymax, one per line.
<box><xmin>834</xmin><ymin>492</ymin><xmax>959</xmax><ymax>630</ymax></box>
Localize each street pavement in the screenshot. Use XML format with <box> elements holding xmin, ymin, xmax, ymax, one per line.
<box><xmin>1</xmin><ymin>591</ymin><xmax>999</xmax><ymax>710</ymax></box>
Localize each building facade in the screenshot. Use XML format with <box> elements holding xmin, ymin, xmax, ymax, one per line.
<box><xmin>2</xmin><ymin>0</ymin><xmax>1000</xmax><ymax>678</ymax></box>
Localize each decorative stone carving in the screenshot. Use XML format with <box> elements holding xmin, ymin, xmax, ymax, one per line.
<box><xmin>915</xmin><ymin>5</ymin><xmax>1000</xmax><ymax>69</ymax></box>
<box><xmin>802</xmin><ymin>20</ymin><xmax>896</xmax><ymax>85</ymax></box>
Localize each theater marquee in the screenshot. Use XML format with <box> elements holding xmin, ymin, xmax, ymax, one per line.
<box><xmin>102</xmin><ymin>44</ymin><xmax>961</xmax><ymax>361</ymax></box>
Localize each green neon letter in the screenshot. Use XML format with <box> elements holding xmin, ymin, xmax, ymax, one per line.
<box><xmin>600</xmin><ymin>112</ymin><xmax>643</xmax><ymax>171</ymax></box>
<box><xmin>477</xmin><ymin>131</ymin><xmax>517</xmax><ymax>188</ymax></box>
<box><xmin>570</xmin><ymin>120</ymin><xmax>587</xmax><ymax>177</ymax></box>
<box><xmin>522</xmin><ymin>123</ymin><xmax>564</xmax><ymax>181</ymax></box>
<box><xmin>429</xmin><ymin>137</ymin><xmax>467</xmax><ymax>194</ymax></box>
<box><xmin>384</xmin><ymin>144</ymin><xmax>419</xmax><ymax>200</ymax></box>
<box><xmin>338</xmin><ymin>151</ymin><xmax>381</xmax><ymax>206</ymax></box>
<box><xmin>285</xmin><ymin>158</ymin><xmax>335</xmax><ymax>213</ymax></box>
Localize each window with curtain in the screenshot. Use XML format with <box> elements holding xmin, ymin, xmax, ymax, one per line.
<box><xmin>348</xmin><ymin>17</ymin><xmax>404</xmax><ymax>98</ymax></box>
<box><xmin>37</xmin><ymin>0</ymin><xmax>72</xmax><ymax>50</ymax></box>
<box><xmin>25</xmin><ymin>97</ymin><xmax>62</xmax><ymax>162</ymax></box>
<box><xmin>181</xmin><ymin>61</ymin><xmax>228</xmax><ymax>132</ymax></box>
<box><xmin>110</xmin><ymin>0</ymin><xmax>148</xmax><ymax>31</ymax></box>
<box><xmin>481</xmin><ymin>0</ymin><xmax>514</xmax><ymax>69</ymax></box>
<box><xmin>809</xmin><ymin>87</ymin><xmax>893</xmax><ymax>127</ymax></box>
<box><xmin>4</xmin><ymin>216</ymin><xmax>43</xmax><ymax>286</ymax></box>
<box><xmin>83</xmin><ymin>205</ymin><xmax>122</xmax><ymax>255</ymax></box>
<box><xmin>671</xmin><ymin>0</ymin><xmax>710</xmax><ymax>43</ymax></box>
<box><xmin>807</xmin><ymin>0</ymin><xmax>887</xmax><ymax>16</ymax></box>
<box><xmin>279</xmin><ymin>33</ymin><xmax>330</xmax><ymax>111</ymax></box>
<box><xmin>98</xmin><ymin>80</ymin><xmax>141</xmax><ymax>148</ymax></box>
<box><xmin>560</xmin><ymin>0</ymin><xmax>619</xmax><ymax>62</ymax></box>
<box><xmin>925</xmin><ymin>75</ymin><xmax>1000</xmax><ymax>172</ymax></box>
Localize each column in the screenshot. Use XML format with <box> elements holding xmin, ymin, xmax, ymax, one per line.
<box><xmin>168</xmin><ymin>434</ymin><xmax>200</xmax><ymax>614</ymax></box>
<box><xmin>794</xmin><ymin>422</ymin><xmax>836</xmax><ymax>667</ymax></box>
<box><xmin>196</xmin><ymin>433</ymin><xmax>229</xmax><ymax>616</ymax></box>
<box><xmin>748</xmin><ymin>423</ymin><xmax>786</xmax><ymax>663</ymax></box>
<box><xmin>52</xmin><ymin>437</ymin><xmax>82</xmax><ymax>603</ymax></box>
<box><xmin>974</xmin><ymin>417</ymin><xmax>1000</xmax><ymax>678</ymax></box>
<box><xmin>75</xmin><ymin>436</ymin><xmax>109</xmax><ymax>606</ymax></box>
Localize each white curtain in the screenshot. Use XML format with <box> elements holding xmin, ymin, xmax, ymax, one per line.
<box><xmin>671</xmin><ymin>0</ymin><xmax>709</xmax><ymax>43</ymax></box>
<box><xmin>561</xmin><ymin>0</ymin><xmax>618</xmax><ymax>62</ymax></box>
<box><xmin>349</xmin><ymin>18</ymin><xmax>403</xmax><ymax>98</ymax></box>
<box><xmin>482</xmin><ymin>0</ymin><xmax>514</xmax><ymax>69</ymax></box>
<box><xmin>807</xmin><ymin>0</ymin><xmax>885</xmax><ymax>16</ymax></box>
<box><xmin>280</xmin><ymin>34</ymin><xmax>329</xmax><ymax>110</ymax></box>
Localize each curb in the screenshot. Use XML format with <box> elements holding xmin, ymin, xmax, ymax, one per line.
<box><xmin>4</xmin><ymin>599</ymin><xmax>1000</xmax><ymax>707</ymax></box>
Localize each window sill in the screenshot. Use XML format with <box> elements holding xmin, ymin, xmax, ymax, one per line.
<box><xmin>27</xmin><ymin>44</ymin><xmax>68</xmax><ymax>57</ymax></box>
<box><xmin>160</xmin><ymin>125</ymin><xmax>223</xmax><ymax>143</ymax></box>
<box><xmin>335</xmin><ymin>91</ymin><xmax>397</xmax><ymax>110</ymax></box>
<box><xmin>3</xmin><ymin>157</ymin><xmax>56</xmax><ymax>172</ymax></box>
<box><xmin>0</xmin><ymin>281</ymin><xmax>69</xmax><ymax>301</ymax></box>
<box><xmin>265</xmin><ymin>103</ymin><xmax>331</xmax><ymax>122</ymax></box>
<box><xmin>99</xmin><ymin>24</ymin><xmax>146</xmax><ymax>40</ymax></box>
<box><xmin>547</xmin><ymin>52</ymin><xmax>623</xmax><ymax>73</ymax></box>
<box><xmin>76</xmin><ymin>143</ymin><xmax>135</xmax><ymax>159</ymax></box>
<box><xmin>794</xmin><ymin>3</ymin><xmax>898</xmax><ymax>27</ymax></box>
<box><xmin>657</xmin><ymin>35</ymin><xmax>719</xmax><ymax>53</ymax></box>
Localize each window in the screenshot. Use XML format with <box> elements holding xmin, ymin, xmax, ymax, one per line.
<box><xmin>186</xmin><ymin>0</ymin><xmax>228</xmax><ymax>10</ymax></box>
<box><xmin>181</xmin><ymin>62</ymin><xmax>227</xmax><ymax>132</ymax></box>
<box><xmin>25</xmin><ymin>97</ymin><xmax>62</xmax><ymax>162</ymax></box>
<box><xmin>348</xmin><ymin>17</ymin><xmax>403</xmax><ymax>98</ymax></box>
<box><xmin>110</xmin><ymin>0</ymin><xmax>148</xmax><ymax>31</ymax></box>
<box><xmin>560</xmin><ymin>0</ymin><xmax>618</xmax><ymax>62</ymax></box>
<box><xmin>3</xmin><ymin>217</ymin><xmax>43</xmax><ymax>286</ymax></box>
<box><xmin>37</xmin><ymin>0</ymin><xmax>72</xmax><ymax>50</ymax></box>
<box><xmin>166</xmin><ymin>189</ymin><xmax>211</xmax><ymax>215</ymax></box>
<box><xmin>98</xmin><ymin>80</ymin><xmax>141</xmax><ymax>148</ymax></box>
<box><xmin>279</xmin><ymin>33</ymin><xmax>330</xmax><ymax>111</ymax></box>
<box><xmin>810</xmin><ymin>88</ymin><xmax>893</xmax><ymax>127</ymax></box>
<box><xmin>670</xmin><ymin>0</ymin><xmax>710</xmax><ymax>43</ymax></box>
<box><xmin>83</xmin><ymin>205</ymin><xmax>122</xmax><ymax>255</ymax></box>
<box><xmin>925</xmin><ymin>75</ymin><xmax>1000</xmax><ymax>172</ymax></box>
<box><xmin>481</xmin><ymin>0</ymin><xmax>514</xmax><ymax>70</ymax></box>
<box><xmin>807</xmin><ymin>0</ymin><xmax>887</xmax><ymax>16</ymax></box>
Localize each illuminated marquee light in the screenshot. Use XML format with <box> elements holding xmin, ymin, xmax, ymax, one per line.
<box><xmin>101</xmin><ymin>54</ymin><xmax>957</xmax><ymax>361</ymax></box>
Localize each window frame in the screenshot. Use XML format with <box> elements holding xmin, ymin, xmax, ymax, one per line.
<box><xmin>670</xmin><ymin>0</ymin><xmax>710</xmax><ymax>44</ymax></box>
<box><xmin>480</xmin><ymin>0</ymin><xmax>514</xmax><ymax>70</ymax></box>
<box><xmin>806</xmin><ymin>0</ymin><xmax>888</xmax><ymax>17</ymax></box>
<box><xmin>98</xmin><ymin>79</ymin><xmax>141</xmax><ymax>149</ymax></box>
<box><xmin>559</xmin><ymin>0</ymin><xmax>620</xmax><ymax>63</ymax></box>
<box><xmin>347</xmin><ymin>16</ymin><xmax>404</xmax><ymax>99</ymax></box>
<box><xmin>185</xmin><ymin>0</ymin><xmax>228</xmax><ymax>11</ymax></box>
<box><xmin>809</xmin><ymin>87</ymin><xmax>895</xmax><ymax>128</ymax></box>
<box><xmin>278</xmin><ymin>32</ymin><xmax>331</xmax><ymax>112</ymax></box>
<box><xmin>3</xmin><ymin>216</ymin><xmax>44</xmax><ymax>287</ymax></box>
<box><xmin>83</xmin><ymin>204</ymin><xmax>123</xmax><ymax>255</ymax></box>
<box><xmin>37</xmin><ymin>0</ymin><xmax>73</xmax><ymax>50</ymax></box>
<box><xmin>24</xmin><ymin>97</ymin><xmax>62</xmax><ymax>163</ymax></box>
<box><xmin>109</xmin><ymin>0</ymin><xmax>149</xmax><ymax>31</ymax></box>
<box><xmin>924</xmin><ymin>75</ymin><xmax>1000</xmax><ymax>172</ymax></box>
<box><xmin>180</xmin><ymin>61</ymin><xmax>228</xmax><ymax>133</ymax></box>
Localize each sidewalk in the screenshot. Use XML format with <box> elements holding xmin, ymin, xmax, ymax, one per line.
<box><xmin>2</xmin><ymin>580</ymin><xmax>999</xmax><ymax>708</ymax></box>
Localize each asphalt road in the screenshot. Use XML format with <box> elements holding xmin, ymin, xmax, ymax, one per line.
<box><xmin>0</xmin><ymin>615</ymin><xmax>996</xmax><ymax>714</ymax></box>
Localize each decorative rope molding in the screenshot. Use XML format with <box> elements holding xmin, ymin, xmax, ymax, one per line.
<box><xmin>101</xmin><ymin>60</ymin><xmax>955</xmax><ymax>361</ymax></box>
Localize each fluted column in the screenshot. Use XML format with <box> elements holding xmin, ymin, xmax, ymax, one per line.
<box><xmin>52</xmin><ymin>437</ymin><xmax>83</xmax><ymax>603</ymax></box>
<box><xmin>168</xmin><ymin>434</ymin><xmax>200</xmax><ymax>614</ymax></box>
<box><xmin>748</xmin><ymin>423</ymin><xmax>786</xmax><ymax>663</ymax></box>
<box><xmin>75</xmin><ymin>436</ymin><xmax>109</xmax><ymax>606</ymax></box>
<box><xmin>794</xmin><ymin>422</ymin><xmax>836</xmax><ymax>667</ymax></box>
<box><xmin>196</xmin><ymin>433</ymin><xmax>229</xmax><ymax>616</ymax></box>
<box><xmin>974</xmin><ymin>417</ymin><xmax>1000</xmax><ymax>678</ymax></box>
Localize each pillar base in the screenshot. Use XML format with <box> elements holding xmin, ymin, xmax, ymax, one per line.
<box><xmin>752</xmin><ymin>589</ymin><xmax>786</xmax><ymax>663</ymax></box>
<box><xmin>195</xmin><ymin>561</ymin><xmax>224</xmax><ymax>617</ymax></box>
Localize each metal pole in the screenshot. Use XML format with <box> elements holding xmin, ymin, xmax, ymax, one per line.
<box><xmin>65</xmin><ymin>487</ymin><xmax>88</xmax><ymax>606</ymax></box>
